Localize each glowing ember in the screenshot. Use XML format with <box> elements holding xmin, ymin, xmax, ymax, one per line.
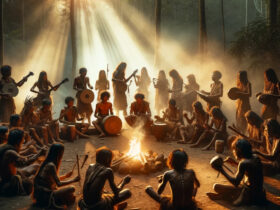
<box><xmin>126</xmin><ymin>138</ymin><xmax>142</xmax><ymax>161</ymax></box>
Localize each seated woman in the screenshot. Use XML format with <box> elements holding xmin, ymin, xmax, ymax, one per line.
<box><xmin>0</xmin><ymin>129</ymin><xmax>45</xmax><ymax>196</ymax></box>
<box><xmin>145</xmin><ymin>149</ymin><xmax>200</xmax><ymax>210</ymax></box>
<box><xmin>33</xmin><ymin>144</ymin><xmax>80</xmax><ymax>208</ymax></box>
<box><xmin>93</xmin><ymin>91</ymin><xmax>113</xmax><ymax>138</ymax></box>
<box><xmin>207</xmin><ymin>139</ymin><xmax>266</xmax><ymax>206</ymax></box>
<box><xmin>178</xmin><ymin>101</ymin><xmax>209</xmax><ymax>144</ymax></box>
<box><xmin>155</xmin><ymin>99</ymin><xmax>181</xmax><ymax>141</ymax></box>
<box><xmin>190</xmin><ymin>106</ymin><xmax>228</xmax><ymax>150</ymax></box>
<box><xmin>254</xmin><ymin>119</ymin><xmax>280</xmax><ymax>176</ymax></box>
<box><xmin>79</xmin><ymin>146</ymin><xmax>131</xmax><ymax>210</ymax></box>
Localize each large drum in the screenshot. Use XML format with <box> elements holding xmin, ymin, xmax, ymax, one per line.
<box><xmin>79</xmin><ymin>89</ymin><xmax>94</xmax><ymax>104</ymax></box>
<box><xmin>257</xmin><ymin>93</ymin><xmax>276</xmax><ymax>105</ymax></box>
<box><xmin>102</xmin><ymin>115</ymin><xmax>122</xmax><ymax>135</ymax></box>
<box><xmin>227</xmin><ymin>87</ymin><xmax>240</xmax><ymax>100</ymax></box>
<box><xmin>151</xmin><ymin>122</ymin><xmax>168</xmax><ymax>141</ymax></box>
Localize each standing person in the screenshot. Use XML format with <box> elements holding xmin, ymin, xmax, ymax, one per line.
<box><xmin>73</xmin><ymin>67</ymin><xmax>94</xmax><ymax>125</ymax></box>
<box><xmin>95</xmin><ymin>70</ymin><xmax>110</xmax><ymax>101</ymax></box>
<box><xmin>0</xmin><ymin>65</ymin><xmax>28</xmax><ymax>122</ymax></box>
<box><xmin>183</xmin><ymin>74</ymin><xmax>200</xmax><ymax>113</ymax></box>
<box><xmin>207</xmin><ymin>139</ymin><xmax>266</xmax><ymax>206</ymax></box>
<box><xmin>235</xmin><ymin>71</ymin><xmax>252</xmax><ymax>133</ymax></box>
<box><xmin>93</xmin><ymin>91</ymin><xmax>113</xmax><ymax>138</ymax></box>
<box><xmin>256</xmin><ymin>68</ymin><xmax>279</xmax><ymax>120</ymax></box>
<box><xmin>112</xmin><ymin>62</ymin><xmax>137</xmax><ymax>116</ymax></box>
<box><xmin>254</xmin><ymin>119</ymin><xmax>280</xmax><ymax>176</ymax></box>
<box><xmin>169</xmin><ymin>69</ymin><xmax>183</xmax><ymax>109</ymax></box>
<box><xmin>0</xmin><ymin>129</ymin><xmax>46</xmax><ymax>196</ymax></box>
<box><xmin>145</xmin><ymin>149</ymin><xmax>200</xmax><ymax>210</ymax></box>
<box><xmin>33</xmin><ymin>144</ymin><xmax>80</xmax><ymax>208</ymax></box>
<box><xmin>134</xmin><ymin>67</ymin><xmax>151</xmax><ymax>98</ymax></box>
<box><xmin>79</xmin><ymin>146</ymin><xmax>132</xmax><ymax>210</ymax></box>
<box><xmin>153</xmin><ymin>70</ymin><xmax>169</xmax><ymax>115</ymax></box>
<box><xmin>31</xmin><ymin>71</ymin><xmax>57</xmax><ymax>108</ymax></box>
<box><xmin>200</xmin><ymin>71</ymin><xmax>223</xmax><ymax>112</ymax></box>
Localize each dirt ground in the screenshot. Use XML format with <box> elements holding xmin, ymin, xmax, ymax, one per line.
<box><xmin>0</xmin><ymin>129</ymin><xmax>280</xmax><ymax>210</ymax></box>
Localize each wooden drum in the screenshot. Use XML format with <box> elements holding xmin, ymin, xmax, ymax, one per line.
<box><xmin>61</xmin><ymin>125</ymin><xmax>76</xmax><ymax>142</ymax></box>
<box><xmin>102</xmin><ymin>115</ymin><xmax>122</xmax><ymax>135</ymax></box>
<box><xmin>151</xmin><ymin>122</ymin><xmax>168</xmax><ymax>141</ymax></box>
<box><xmin>215</xmin><ymin>140</ymin><xmax>225</xmax><ymax>154</ymax></box>
<box><xmin>125</xmin><ymin>115</ymin><xmax>137</xmax><ymax>127</ymax></box>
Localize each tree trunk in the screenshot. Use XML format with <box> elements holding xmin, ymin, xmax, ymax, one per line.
<box><xmin>221</xmin><ymin>0</ymin><xmax>225</xmax><ymax>52</ymax></box>
<box><xmin>154</xmin><ymin>0</ymin><xmax>161</xmax><ymax>67</ymax></box>
<box><xmin>0</xmin><ymin>0</ymin><xmax>3</xmax><ymax>66</ymax></box>
<box><xmin>70</xmin><ymin>0</ymin><xmax>77</xmax><ymax>75</ymax></box>
<box><xmin>199</xmin><ymin>0</ymin><xmax>207</xmax><ymax>57</ymax></box>
<box><xmin>267</xmin><ymin>0</ymin><xmax>278</xmax><ymax>27</ymax></box>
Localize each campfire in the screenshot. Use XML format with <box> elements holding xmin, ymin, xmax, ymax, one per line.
<box><xmin>112</xmin><ymin>138</ymin><xmax>167</xmax><ymax>174</ymax></box>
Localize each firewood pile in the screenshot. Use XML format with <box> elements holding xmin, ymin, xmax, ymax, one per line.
<box><xmin>111</xmin><ymin>150</ymin><xmax>167</xmax><ymax>174</ymax></box>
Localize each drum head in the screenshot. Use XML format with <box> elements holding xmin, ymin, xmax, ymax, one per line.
<box><xmin>257</xmin><ymin>94</ymin><xmax>271</xmax><ymax>105</ymax></box>
<box><xmin>227</xmin><ymin>87</ymin><xmax>240</xmax><ymax>100</ymax></box>
<box><xmin>102</xmin><ymin>116</ymin><xmax>122</xmax><ymax>135</ymax></box>
<box><xmin>80</xmin><ymin>90</ymin><xmax>94</xmax><ymax>104</ymax></box>
<box><xmin>2</xmin><ymin>83</ymin><xmax>19</xmax><ymax>97</ymax></box>
<box><xmin>125</xmin><ymin>115</ymin><xmax>137</xmax><ymax>127</ymax></box>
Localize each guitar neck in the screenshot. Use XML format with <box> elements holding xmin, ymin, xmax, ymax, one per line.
<box><xmin>18</xmin><ymin>73</ymin><xmax>33</xmax><ymax>84</ymax></box>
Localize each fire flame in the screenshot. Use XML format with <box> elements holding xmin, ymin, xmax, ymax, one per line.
<box><xmin>126</xmin><ymin>138</ymin><xmax>142</xmax><ymax>161</ymax></box>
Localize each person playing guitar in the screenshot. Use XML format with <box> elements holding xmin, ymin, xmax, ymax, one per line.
<box><xmin>73</xmin><ymin>68</ymin><xmax>93</xmax><ymax>125</ymax></box>
<box><xmin>112</xmin><ymin>62</ymin><xmax>138</xmax><ymax>117</ymax></box>
<box><xmin>0</xmin><ymin>65</ymin><xmax>30</xmax><ymax>122</ymax></box>
<box><xmin>31</xmin><ymin>71</ymin><xmax>58</xmax><ymax>108</ymax></box>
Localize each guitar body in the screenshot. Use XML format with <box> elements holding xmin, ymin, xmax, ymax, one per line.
<box><xmin>2</xmin><ymin>83</ymin><xmax>19</xmax><ymax>97</ymax></box>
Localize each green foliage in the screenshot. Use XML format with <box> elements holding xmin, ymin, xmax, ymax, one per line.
<box><xmin>230</xmin><ymin>19</ymin><xmax>280</xmax><ymax>69</ymax></box>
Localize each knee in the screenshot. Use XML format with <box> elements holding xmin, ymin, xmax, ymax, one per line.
<box><xmin>123</xmin><ymin>189</ymin><xmax>132</xmax><ymax>198</ymax></box>
<box><xmin>68</xmin><ymin>186</ymin><xmax>76</xmax><ymax>194</ymax></box>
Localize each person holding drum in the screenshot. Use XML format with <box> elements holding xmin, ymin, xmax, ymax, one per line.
<box><xmin>93</xmin><ymin>91</ymin><xmax>113</xmax><ymax>138</ymax></box>
<box><xmin>207</xmin><ymin>139</ymin><xmax>266</xmax><ymax>206</ymax></box>
<box><xmin>155</xmin><ymin>99</ymin><xmax>180</xmax><ymax>141</ymax></box>
<box><xmin>128</xmin><ymin>93</ymin><xmax>152</xmax><ymax>130</ymax></box>
<box><xmin>153</xmin><ymin>70</ymin><xmax>169</xmax><ymax>115</ymax></box>
<box><xmin>59</xmin><ymin>96</ymin><xmax>90</xmax><ymax>140</ymax></box>
<box><xmin>0</xmin><ymin>65</ymin><xmax>28</xmax><ymax>123</ymax></box>
<box><xmin>73</xmin><ymin>68</ymin><xmax>94</xmax><ymax>125</ymax></box>
<box><xmin>256</xmin><ymin>68</ymin><xmax>279</xmax><ymax>120</ymax></box>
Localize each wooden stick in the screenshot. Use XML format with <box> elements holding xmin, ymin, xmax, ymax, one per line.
<box><xmin>81</xmin><ymin>154</ymin><xmax>89</xmax><ymax>169</ymax></box>
<box><xmin>76</xmin><ymin>154</ymin><xmax>80</xmax><ymax>177</ymax></box>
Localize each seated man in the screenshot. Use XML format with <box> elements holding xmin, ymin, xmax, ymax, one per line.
<box><xmin>0</xmin><ymin>129</ymin><xmax>46</xmax><ymax>196</ymax></box>
<box><xmin>207</xmin><ymin>139</ymin><xmax>266</xmax><ymax>206</ymax></box>
<box><xmin>59</xmin><ymin>96</ymin><xmax>89</xmax><ymax>140</ymax></box>
<box><xmin>93</xmin><ymin>91</ymin><xmax>113</xmax><ymax>138</ymax></box>
<box><xmin>254</xmin><ymin>119</ymin><xmax>280</xmax><ymax>176</ymax></box>
<box><xmin>145</xmin><ymin>149</ymin><xmax>200</xmax><ymax>210</ymax></box>
<box><xmin>127</xmin><ymin>93</ymin><xmax>152</xmax><ymax>129</ymax></box>
<box><xmin>79</xmin><ymin>146</ymin><xmax>131</xmax><ymax>210</ymax></box>
<box><xmin>155</xmin><ymin>99</ymin><xmax>181</xmax><ymax>141</ymax></box>
<box><xmin>37</xmin><ymin>99</ymin><xmax>63</xmax><ymax>143</ymax></box>
<box><xmin>178</xmin><ymin>101</ymin><xmax>209</xmax><ymax>144</ymax></box>
<box><xmin>0</xmin><ymin>126</ymin><xmax>8</xmax><ymax>144</ymax></box>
